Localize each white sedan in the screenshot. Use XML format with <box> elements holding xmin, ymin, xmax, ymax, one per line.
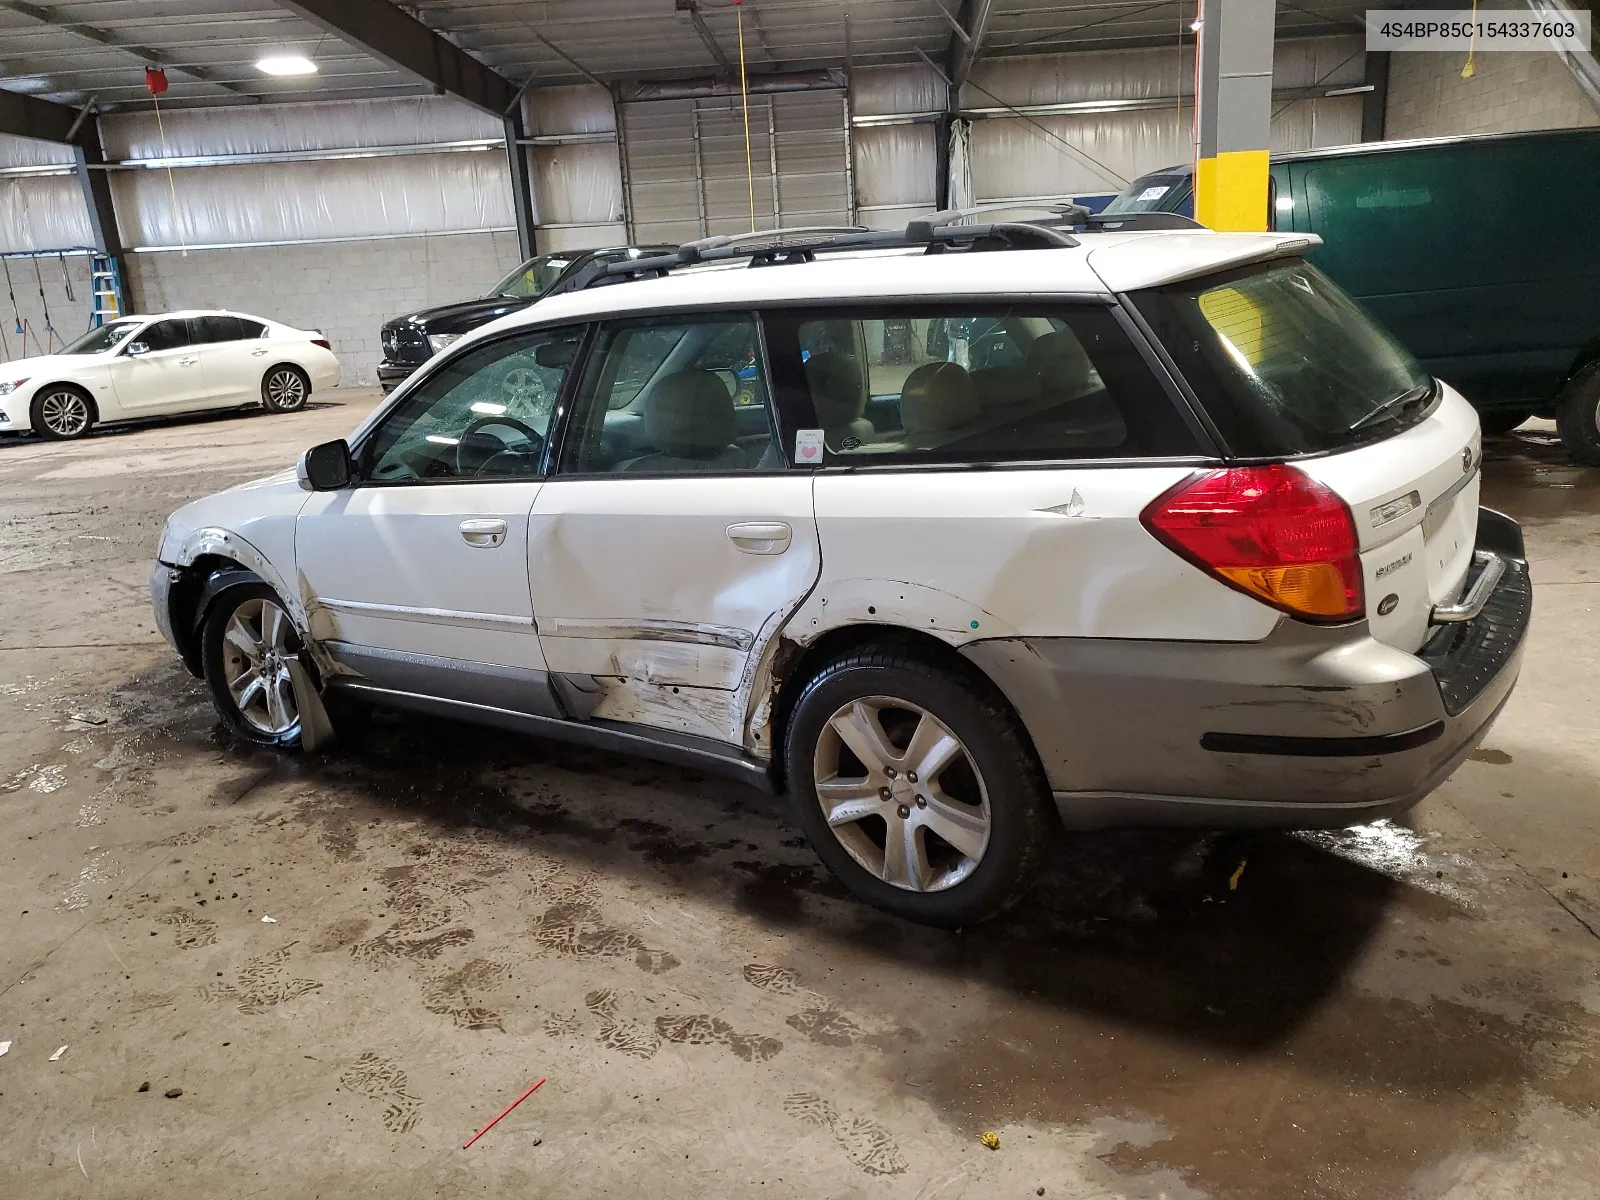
<box><xmin>0</xmin><ymin>310</ymin><xmax>340</xmax><ymax>441</ymax></box>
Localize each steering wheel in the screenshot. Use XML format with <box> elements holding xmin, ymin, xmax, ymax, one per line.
<box><xmin>455</xmin><ymin>415</ymin><xmax>544</xmax><ymax>477</ymax></box>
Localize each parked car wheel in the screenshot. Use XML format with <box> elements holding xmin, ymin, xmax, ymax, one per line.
<box><xmin>1478</xmin><ymin>407</ymin><xmax>1534</xmax><ymax>436</ymax></box>
<box><xmin>783</xmin><ymin>644</ymin><xmax>1054</xmax><ymax>927</ymax></box>
<box><xmin>262</xmin><ymin>365</ymin><xmax>310</xmax><ymax>413</ymax></box>
<box><xmin>1556</xmin><ymin>363</ymin><xmax>1600</xmax><ymax>466</ymax></box>
<box><xmin>202</xmin><ymin>581</ymin><xmax>304</xmax><ymax>748</ymax></box>
<box><xmin>30</xmin><ymin>385</ymin><xmax>96</xmax><ymax>440</ymax></box>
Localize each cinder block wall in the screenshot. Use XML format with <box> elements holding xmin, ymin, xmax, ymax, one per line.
<box><xmin>125</xmin><ymin>229</ymin><xmax>523</xmax><ymax>387</ymax></box>
<box><xmin>1386</xmin><ymin>51</ymin><xmax>1600</xmax><ymax>138</ymax></box>
<box><xmin>0</xmin><ymin>254</ymin><xmax>96</xmax><ymax>363</ymax></box>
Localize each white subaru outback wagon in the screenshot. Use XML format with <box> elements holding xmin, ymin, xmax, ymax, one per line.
<box><xmin>151</xmin><ymin>215</ymin><xmax>1530</xmax><ymax>927</ymax></box>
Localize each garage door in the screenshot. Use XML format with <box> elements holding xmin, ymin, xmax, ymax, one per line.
<box><xmin>622</xmin><ymin>89</ymin><xmax>851</xmax><ymax>245</ymax></box>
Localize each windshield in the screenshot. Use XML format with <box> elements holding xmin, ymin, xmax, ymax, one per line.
<box><xmin>1103</xmin><ymin>171</ymin><xmax>1189</xmax><ymax>215</ymax></box>
<box><xmin>1133</xmin><ymin>260</ymin><xmax>1433</xmax><ymax>455</ymax></box>
<box><xmin>491</xmin><ymin>255</ymin><xmax>575</xmax><ymax>299</ymax></box>
<box><xmin>59</xmin><ymin>320</ymin><xmax>143</xmax><ymax>355</ymax></box>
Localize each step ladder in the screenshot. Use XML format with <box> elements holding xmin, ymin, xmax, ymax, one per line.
<box><xmin>89</xmin><ymin>254</ymin><xmax>125</xmax><ymax>327</ymax></box>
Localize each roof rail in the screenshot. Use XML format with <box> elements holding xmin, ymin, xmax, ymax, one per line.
<box><xmin>583</xmin><ymin>215</ymin><xmax>1086</xmax><ymax>290</ymax></box>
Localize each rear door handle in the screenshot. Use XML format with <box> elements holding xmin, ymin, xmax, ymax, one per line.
<box><xmin>250</xmin><ymin>347</ymin><xmax>269</xmax><ymax>356</ymax></box>
<box><xmin>726</xmin><ymin>521</ymin><xmax>792</xmax><ymax>554</ymax></box>
<box><xmin>459</xmin><ymin>518</ymin><xmax>508</xmax><ymax>548</ymax></box>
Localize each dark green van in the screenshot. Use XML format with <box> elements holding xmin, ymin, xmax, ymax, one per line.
<box><xmin>1105</xmin><ymin>128</ymin><xmax>1600</xmax><ymax>461</ymax></box>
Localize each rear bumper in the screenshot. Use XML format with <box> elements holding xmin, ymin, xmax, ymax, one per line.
<box><xmin>963</xmin><ymin>507</ymin><xmax>1530</xmax><ymax>831</ymax></box>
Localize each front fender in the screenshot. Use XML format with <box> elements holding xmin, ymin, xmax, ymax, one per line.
<box><xmin>174</xmin><ymin>526</ymin><xmax>306</xmax><ymax>631</ymax></box>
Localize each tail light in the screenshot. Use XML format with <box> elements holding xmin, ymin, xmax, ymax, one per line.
<box><xmin>1140</xmin><ymin>464</ymin><xmax>1364</xmax><ymax>622</ymax></box>
<box><xmin>312</xmin><ymin>338</ymin><xmax>331</xmax><ymax>350</ymax></box>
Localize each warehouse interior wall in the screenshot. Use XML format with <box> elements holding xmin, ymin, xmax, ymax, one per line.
<box><xmin>0</xmin><ymin>251</ymin><xmax>94</xmax><ymax>364</ymax></box>
<box><xmin>127</xmin><ymin>231</ymin><xmax>522</xmax><ymax>386</ymax></box>
<box><xmin>1385</xmin><ymin>50</ymin><xmax>1600</xmax><ymax>138</ymax></box>
<box><xmin>5</xmin><ymin>34</ymin><xmax>1598</xmax><ymax>386</ymax></box>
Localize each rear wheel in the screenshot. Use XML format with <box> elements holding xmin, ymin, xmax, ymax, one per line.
<box><xmin>262</xmin><ymin>365</ymin><xmax>310</xmax><ymax>413</ymax></box>
<box><xmin>30</xmin><ymin>385</ymin><xmax>96</xmax><ymax>440</ymax></box>
<box><xmin>783</xmin><ymin>645</ymin><xmax>1054</xmax><ymax>927</ymax></box>
<box><xmin>1478</xmin><ymin>407</ymin><xmax>1534</xmax><ymax>436</ymax></box>
<box><xmin>202</xmin><ymin>582</ymin><xmax>303</xmax><ymax>748</ymax></box>
<box><xmin>1556</xmin><ymin>364</ymin><xmax>1600</xmax><ymax>466</ymax></box>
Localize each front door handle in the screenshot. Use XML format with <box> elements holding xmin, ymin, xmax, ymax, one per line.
<box><xmin>177</xmin><ymin>356</ymin><xmax>199</xmax><ymax>366</ymax></box>
<box><xmin>726</xmin><ymin>521</ymin><xmax>792</xmax><ymax>554</ymax></box>
<box><xmin>460</xmin><ymin>518</ymin><xmax>508</xmax><ymax>548</ymax></box>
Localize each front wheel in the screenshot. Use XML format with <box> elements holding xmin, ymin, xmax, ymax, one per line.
<box><xmin>202</xmin><ymin>581</ymin><xmax>304</xmax><ymax>748</ymax></box>
<box><xmin>31</xmin><ymin>386</ymin><xmax>96</xmax><ymax>440</ymax></box>
<box><xmin>783</xmin><ymin>645</ymin><xmax>1054</xmax><ymax>927</ymax></box>
<box><xmin>262</xmin><ymin>365</ymin><xmax>310</xmax><ymax>413</ymax></box>
<box><xmin>1556</xmin><ymin>364</ymin><xmax>1600</xmax><ymax>467</ymax></box>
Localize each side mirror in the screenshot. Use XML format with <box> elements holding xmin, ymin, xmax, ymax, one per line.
<box><xmin>125</xmin><ymin>341</ymin><xmax>149</xmax><ymax>356</ymax></box>
<box><xmin>297</xmin><ymin>439</ymin><xmax>354</xmax><ymax>492</ymax></box>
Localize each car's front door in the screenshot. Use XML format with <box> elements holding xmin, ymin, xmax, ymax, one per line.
<box><xmin>109</xmin><ymin>317</ymin><xmax>209</xmax><ymax>413</ymax></box>
<box><xmin>527</xmin><ymin>312</ymin><xmax>820</xmax><ymax>747</ymax></box>
<box><xmin>296</xmin><ymin>325</ymin><xmax>582</xmax><ymax>710</ymax></box>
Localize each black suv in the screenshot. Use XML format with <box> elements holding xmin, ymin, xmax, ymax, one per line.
<box><xmin>377</xmin><ymin>245</ymin><xmax>669</xmax><ymax>392</ymax></box>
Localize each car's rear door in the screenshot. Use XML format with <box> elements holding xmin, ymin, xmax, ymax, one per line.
<box><xmin>187</xmin><ymin>314</ymin><xmax>259</xmax><ymax>404</ymax></box>
<box><xmin>527</xmin><ymin>311</ymin><xmax>820</xmax><ymax>747</ymax></box>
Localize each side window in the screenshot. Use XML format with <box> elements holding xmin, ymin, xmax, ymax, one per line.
<box><xmin>772</xmin><ymin>306</ymin><xmax>1201</xmax><ymax>463</ymax></box>
<box><xmin>558</xmin><ymin>314</ymin><xmax>781</xmax><ymax>475</ymax></box>
<box><xmin>362</xmin><ymin>327</ymin><xmax>583</xmax><ymax>483</ymax></box>
<box><xmin>190</xmin><ymin>315</ymin><xmax>246</xmax><ymax>344</ymax></box>
<box><xmin>239</xmin><ymin>320</ymin><xmax>267</xmax><ymax>339</ymax></box>
<box><xmin>140</xmin><ymin>319</ymin><xmax>192</xmax><ymax>353</ymax></box>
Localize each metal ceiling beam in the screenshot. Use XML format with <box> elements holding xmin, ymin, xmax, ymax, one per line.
<box><xmin>675</xmin><ymin>0</ymin><xmax>736</xmax><ymax>75</ymax></box>
<box><xmin>273</xmin><ymin>0</ymin><xmax>518</xmax><ymax>115</ymax></box>
<box><xmin>0</xmin><ymin>86</ymin><xmax>78</xmax><ymax>143</ymax></box>
<box><xmin>0</xmin><ymin>0</ymin><xmax>257</xmax><ymax>99</ymax></box>
<box><xmin>946</xmin><ymin>0</ymin><xmax>997</xmax><ymax>90</ymax></box>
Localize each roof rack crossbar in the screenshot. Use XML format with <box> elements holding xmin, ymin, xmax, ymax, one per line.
<box><xmin>582</xmin><ymin>212</ymin><xmax>1112</xmax><ymax>290</ymax></box>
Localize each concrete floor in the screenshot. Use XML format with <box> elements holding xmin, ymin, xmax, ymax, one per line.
<box><xmin>1</xmin><ymin>391</ymin><xmax>1597</xmax><ymax>1200</ymax></box>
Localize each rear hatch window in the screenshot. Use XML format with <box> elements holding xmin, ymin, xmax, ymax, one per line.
<box><xmin>1132</xmin><ymin>260</ymin><xmax>1435</xmax><ymax>458</ymax></box>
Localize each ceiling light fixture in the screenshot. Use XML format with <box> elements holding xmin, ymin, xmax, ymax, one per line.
<box><xmin>256</xmin><ymin>55</ymin><xmax>318</xmax><ymax>77</ymax></box>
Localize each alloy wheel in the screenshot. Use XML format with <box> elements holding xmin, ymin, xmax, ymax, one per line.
<box><xmin>266</xmin><ymin>369</ymin><xmax>306</xmax><ymax>410</ymax></box>
<box><xmin>221</xmin><ymin>598</ymin><xmax>301</xmax><ymax>736</ymax></box>
<box><xmin>40</xmin><ymin>390</ymin><xmax>90</xmax><ymax>437</ymax></box>
<box><xmin>811</xmin><ymin>696</ymin><xmax>992</xmax><ymax>893</ymax></box>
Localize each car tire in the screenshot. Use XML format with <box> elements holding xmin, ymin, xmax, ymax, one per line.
<box><xmin>782</xmin><ymin>644</ymin><xmax>1054</xmax><ymax>927</ymax></box>
<box><xmin>30</xmin><ymin>385</ymin><xmax>97</xmax><ymax>440</ymax></box>
<box><xmin>1478</xmin><ymin>407</ymin><xmax>1534</xmax><ymax>436</ymax></box>
<box><xmin>201</xmin><ymin>579</ymin><xmax>305</xmax><ymax>749</ymax></box>
<box><xmin>261</xmin><ymin>365</ymin><xmax>311</xmax><ymax>413</ymax></box>
<box><xmin>1556</xmin><ymin>363</ymin><xmax>1600</xmax><ymax>467</ymax></box>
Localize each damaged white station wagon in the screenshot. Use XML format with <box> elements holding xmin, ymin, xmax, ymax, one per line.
<box><xmin>151</xmin><ymin>213</ymin><xmax>1530</xmax><ymax>926</ymax></box>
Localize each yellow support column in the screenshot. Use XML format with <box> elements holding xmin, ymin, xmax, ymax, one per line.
<box><xmin>1194</xmin><ymin>0</ymin><xmax>1274</xmax><ymax>231</ymax></box>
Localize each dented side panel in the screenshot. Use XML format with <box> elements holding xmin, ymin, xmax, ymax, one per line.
<box><xmin>528</xmin><ymin>474</ymin><xmax>822</xmax><ymax>745</ymax></box>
